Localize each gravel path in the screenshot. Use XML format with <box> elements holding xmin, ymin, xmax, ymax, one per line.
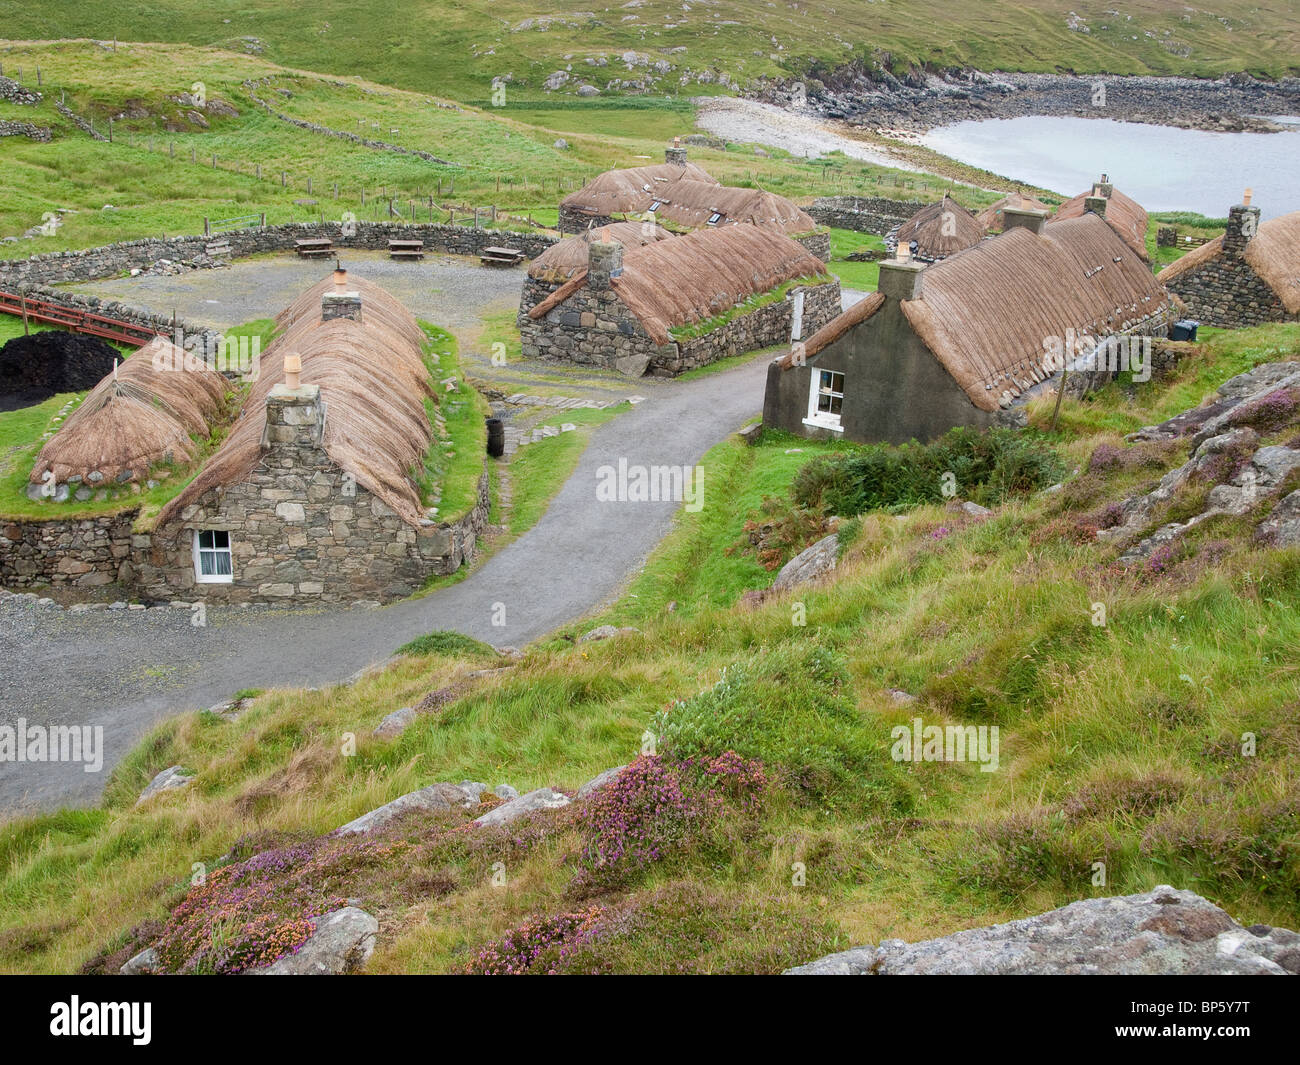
<box><xmin>694</xmin><ymin>96</ymin><xmax>905</xmax><ymax>167</ymax></box>
<box><xmin>0</xmin><ymin>350</ymin><xmax>775</xmax><ymax>814</ymax></box>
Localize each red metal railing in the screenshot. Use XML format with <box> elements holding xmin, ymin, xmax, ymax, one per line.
<box><xmin>0</xmin><ymin>290</ymin><xmax>167</xmax><ymax>347</ymax></box>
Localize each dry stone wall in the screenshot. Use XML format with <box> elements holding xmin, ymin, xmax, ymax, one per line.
<box><xmin>1164</xmin><ymin>255</ymin><xmax>1295</xmax><ymax>328</ymax></box>
<box><xmin>806</xmin><ymin>195</ymin><xmax>925</xmax><ymax>235</ymax></box>
<box><xmin>0</xmin><ymin>513</ymin><xmax>136</xmax><ymax>590</ymax></box>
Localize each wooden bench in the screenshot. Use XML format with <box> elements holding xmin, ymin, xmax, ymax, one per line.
<box><xmin>480</xmin><ymin>245</ymin><xmax>524</xmax><ymax>267</ymax></box>
<box><xmin>389</xmin><ymin>239</ymin><xmax>425</xmax><ymax>260</ymax></box>
<box><xmin>295</xmin><ymin>238</ymin><xmax>333</xmax><ymax>258</ymax></box>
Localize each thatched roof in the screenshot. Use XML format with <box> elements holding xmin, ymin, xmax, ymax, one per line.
<box><xmin>903</xmin><ymin>214</ymin><xmax>1168</xmax><ymax>410</ymax></box>
<box><xmin>30</xmin><ymin>336</ymin><xmax>229</xmax><ymax>486</ymax></box>
<box><xmin>784</xmin><ymin>214</ymin><xmax>1169</xmax><ymax>412</ymax></box>
<box><xmin>1157</xmin><ymin>210</ymin><xmax>1300</xmax><ymax>314</ymax></box>
<box><xmin>976</xmin><ymin>191</ymin><xmax>1054</xmax><ymax>232</ymax></box>
<box><xmin>1054</xmin><ymin>184</ymin><xmax>1149</xmax><ymax>259</ymax></box>
<box><xmin>561</xmin><ymin>161</ymin><xmax>718</xmax><ymax>218</ymax></box>
<box><xmin>528</xmin><ymin>221</ymin><xmax>672</xmax><ymax>282</ymax></box>
<box><xmin>562</xmin><ymin>162</ymin><xmax>816</xmax><ymax>236</ymax></box>
<box><xmin>529</xmin><ymin>226</ymin><xmax>829</xmax><ymax>346</ymax></box>
<box><xmin>159</xmin><ymin>276</ymin><xmax>435</xmax><ymax>528</ymax></box>
<box><xmin>895</xmin><ymin>194</ymin><xmax>985</xmax><ymax>259</ymax></box>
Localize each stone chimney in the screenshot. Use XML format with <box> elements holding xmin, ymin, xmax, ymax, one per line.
<box><xmin>664</xmin><ymin>136</ymin><xmax>688</xmax><ymax>167</ymax></box>
<box><xmin>265</xmin><ymin>379</ymin><xmax>323</xmax><ymax>452</ymax></box>
<box><xmin>1224</xmin><ymin>189</ymin><xmax>1261</xmax><ymax>258</ymax></box>
<box><xmin>588</xmin><ymin>233</ymin><xmax>624</xmax><ymax>289</ymax></box>
<box><xmin>1001</xmin><ymin>207</ymin><xmax>1048</xmax><ymax>236</ymax></box>
<box><xmin>1096</xmin><ymin>174</ymin><xmax>1113</xmax><ymax>198</ymax></box>
<box><xmin>878</xmin><ymin>252</ymin><xmax>925</xmax><ymax>301</ymax></box>
<box><xmin>322</xmin><ymin>264</ymin><xmax>362</xmax><ymax>322</ymax></box>
<box><xmin>1084</xmin><ymin>194</ymin><xmax>1108</xmax><ymax>218</ymax></box>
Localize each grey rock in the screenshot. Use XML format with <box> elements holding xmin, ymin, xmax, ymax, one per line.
<box><xmin>493</xmin><ymin>783</ymin><xmax>519</xmax><ymax>800</ymax></box>
<box><xmin>119</xmin><ymin>946</ymin><xmax>161</xmax><ymax>975</ymax></box>
<box><xmin>473</xmin><ymin>786</ymin><xmax>571</xmax><ymax>827</ymax></box>
<box><xmin>1249</xmin><ymin>445</ymin><xmax>1300</xmax><ymax>488</ymax></box>
<box><xmin>772</xmin><ymin>532</ymin><xmax>839</xmax><ymax>592</ymax></box>
<box><xmin>614</xmin><ymin>353</ymin><xmax>650</xmax><ymax>377</ymax></box>
<box><xmin>456</xmin><ymin>780</ymin><xmax>489</xmax><ymax>803</ymax></box>
<box><xmin>246</xmin><ymin>907</ymin><xmax>378</xmax><ymax>975</ymax></box>
<box><xmin>135</xmin><ymin>765</ymin><xmax>194</xmax><ymax>806</ymax></box>
<box><xmin>334</xmin><ymin>782</ymin><xmax>475</xmax><ymax>835</ymax></box>
<box><xmin>372</xmin><ymin>706</ymin><xmax>416</xmax><ymax>738</ymax></box>
<box><xmin>1257</xmin><ymin>489</ymin><xmax>1300</xmax><ymax>546</ymax></box>
<box><xmin>957</xmin><ymin>500</ymin><xmax>991</xmax><ymax>516</ymax></box>
<box><xmin>576</xmin><ymin>764</ymin><xmax>628</xmax><ymax>799</ymax></box>
<box><xmin>578</xmin><ymin>624</ymin><xmax>640</xmax><ymax>642</ymax></box>
<box><xmin>785</xmin><ymin>885</ymin><xmax>1300</xmax><ymax>975</ymax></box>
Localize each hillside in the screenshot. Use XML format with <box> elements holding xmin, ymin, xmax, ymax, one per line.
<box><xmin>3</xmin><ymin>323</ymin><xmax>1298</xmax><ymax>975</ymax></box>
<box><xmin>3</xmin><ymin>1</ymin><xmax>1299</xmax><ymax>99</ymax></box>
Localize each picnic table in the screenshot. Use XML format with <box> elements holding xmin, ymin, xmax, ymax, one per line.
<box><xmin>480</xmin><ymin>245</ymin><xmax>524</xmax><ymax>267</ymax></box>
<box><xmin>389</xmin><ymin>239</ymin><xmax>425</xmax><ymax>260</ymax></box>
<box><xmin>295</xmin><ymin>237</ymin><xmax>333</xmax><ymax>258</ymax></box>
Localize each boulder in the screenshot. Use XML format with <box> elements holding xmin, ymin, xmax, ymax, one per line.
<box><xmin>576</xmin><ymin>764</ymin><xmax>628</xmax><ymax>799</ymax></box>
<box><xmin>493</xmin><ymin>783</ymin><xmax>519</xmax><ymax>800</ymax></box>
<box><xmin>247</xmin><ymin>907</ymin><xmax>378</xmax><ymax>975</ymax></box>
<box><xmin>372</xmin><ymin>706</ymin><xmax>416</xmax><ymax>739</ymax></box>
<box><xmin>456</xmin><ymin>780</ymin><xmax>490</xmax><ymax>803</ymax></box>
<box><xmin>578</xmin><ymin>624</ymin><xmax>640</xmax><ymax>643</ymax></box>
<box><xmin>784</xmin><ymin>885</ymin><xmax>1300</xmax><ymax>975</ymax></box>
<box><xmin>772</xmin><ymin>532</ymin><xmax>839</xmax><ymax>592</ymax></box>
<box><xmin>473</xmin><ymin>786</ymin><xmax>571</xmax><ymax>827</ymax></box>
<box><xmin>334</xmin><ymin>782</ymin><xmax>476</xmax><ymax>835</ymax></box>
<box><xmin>119</xmin><ymin>947</ymin><xmax>161</xmax><ymax>975</ymax></box>
<box><xmin>135</xmin><ymin>766</ymin><xmax>194</xmax><ymax>806</ymax></box>
<box><xmin>1257</xmin><ymin>489</ymin><xmax>1300</xmax><ymax>547</ymax></box>
<box><xmin>614</xmin><ymin>353</ymin><xmax>650</xmax><ymax>378</ymax></box>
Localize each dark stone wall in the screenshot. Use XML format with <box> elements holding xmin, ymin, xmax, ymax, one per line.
<box><xmin>1163</xmin><ymin>253</ymin><xmax>1295</xmax><ymax>328</ymax></box>
<box><xmin>0</xmin><ymin>513</ymin><xmax>136</xmax><ymax>590</ymax></box>
<box><xmin>806</xmin><ymin>196</ymin><xmax>926</xmax><ymax>236</ymax></box>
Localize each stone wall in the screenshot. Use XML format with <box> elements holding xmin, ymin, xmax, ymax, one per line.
<box><xmin>0</xmin><ymin>512</ymin><xmax>136</xmax><ymax>590</ymax></box>
<box><xmin>1163</xmin><ymin>254</ymin><xmax>1295</xmax><ymax>329</ymax></box>
<box><xmin>0</xmin><ymin>121</ymin><xmax>51</xmax><ymax>141</ymax></box>
<box><xmin>521</xmin><ymin>274</ymin><xmax>841</xmax><ymax>377</ymax></box>
<box><xmin>792</xmin><ymin>230</ymin><xmax>831</xmax><ymax>262</ymax></box>
<box><xmin>137</xmin><ymin>385</ymin><xmax>490</xmax><ymax>604</ymax></box>
<box><xmin>0</xmin><ymin>221</ymin><xmax>559</xmax><ymax>288</ymax></box>
<box><xmin>806</xmin><ymin>196</ymin><xmax>925</xmax><ymax>236</ymax></box>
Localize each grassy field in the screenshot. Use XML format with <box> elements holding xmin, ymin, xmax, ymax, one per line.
<box><xmin>2</xmin><ymin>0</ymin><xmax>1296</xmax><ymax>103</ymax></box>
<box><xmin>3</xmin><ymin>322</ymin><xmax>1298</xmax><ymax>974</ymax></box>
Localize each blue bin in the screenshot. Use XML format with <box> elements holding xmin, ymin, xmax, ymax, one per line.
<box><xmin>1170</xmin><ymin>319</ymin><xmax>1199</xmax><ymax>342</ymax></box>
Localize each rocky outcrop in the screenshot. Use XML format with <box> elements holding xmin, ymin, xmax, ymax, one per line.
<box><xmin>135</xmin><ymin>766</ymin><xmax>194</xmax><ymax>806</ymax></box>
<box><xmin>772</xmin><ymin>532</ymin><xmax>839</xmax><ymax>592</ymax></box>
<box><xmin>576</xmin><ymin>765</ymin><xmax>628</xmax><ymax>799</ymax></box>
<box><xmin>334</xmin><ymin>782</ymin><xmax>477</xmax><ymax>835</ymax></box>
<box><xmin>473</xmin><ymin>786</ymin><xmax>571</xmax><ymax>827</ymax></box>
<box><xmin>246</xmin><ymin>907</ymin><xmax>378</xmax><ymax>975</ymax></box>
<box><xmin>785</xmin><ymin>885</ymin><xmax>1300</xmax><ymax>975</ymax></box>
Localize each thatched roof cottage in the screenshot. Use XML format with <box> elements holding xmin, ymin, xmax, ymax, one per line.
<box><xmin>1157</xmin><ymin>194</ymin><xmax>1299</xmax><ymax>328</ymax></box>
<box><xmin>520</xmin><ymin>225</ymin><xmax>841</xmax><ymax>377</ymax></box>
<box><xmin>1054</xmin><ymin>176</ymin><xmax>1149</xmax><ymax>260</ymax></box>
<box><xmin>889</xmin><ymin>194</ymin><xmax>985</xmax><ymax>261</ymax></box>
<box><xmin>135</xmin><ymin>272</ymin><xmax>487</xmax><ymax>603</ymax></box>
<box><xmin>763</xmin><ymin>208</ymin><xmax>1172</xmax><ymax>444</ymax></box>
<box><xmin>559</xmin><ymin>141</ymin><xmax>829</xmax><ymax>259</ymax></box>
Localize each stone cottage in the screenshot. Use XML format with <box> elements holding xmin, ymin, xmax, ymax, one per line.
<box><xmin>888</xmin><ymin>193</ymin><xmax>985</xmax><ymax>262</ymax></box>
<box><xmin>560</xmin><ymin>140</ymin><xmax>830</xmax><ymax>259</ymax></box>
<box><xmin>763</xmin><ymin>208</ymin><xmax>1172</xmax><ymax>444</ymax></box>
<box><xmin>135</xmin><ymin>272</ymin><xmax>487</xmax><ymax>603</ymax></box>
<box><xmin>520</xmin><ymin>225</ymin><xmax>841</xmax><ymax>377</ymax></box>
<box><xmin>520</xmin><ymin>220</ymin><xmax>673</xmax><ymax>317</ymax></box>
<box><xmin>1157</xmin><ymin>194</ymin><xmax>1299</xmax><ymax>328</ymax></box>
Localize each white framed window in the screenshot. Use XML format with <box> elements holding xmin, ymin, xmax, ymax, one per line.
<box><xmin>193</xmin><ymin>529</ymin><xmax>233</xmax><ymax>583</ymax></box>
<box><xmin>706</xmin><ymin>211</ymin><xmax>722</xmax><ymax>226</ymax></box>
<box><xmin>803</xmin><ymin>368</ymin><xmax>845</xmax><ymax>432</ymax></box>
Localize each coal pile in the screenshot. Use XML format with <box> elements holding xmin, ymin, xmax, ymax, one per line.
<box><xmin>0</xmin><ymin>330</ymin><xmax>118</xmax><ymax>411</ymax></box>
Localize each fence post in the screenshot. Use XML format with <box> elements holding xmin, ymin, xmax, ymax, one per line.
<box><xmin>281</xmin><ymin>172</ymin><xmax>287</xmax><ymax>187</ymax></box>
<box><xmin>108</xmin><ymin>118</ymin><xmax>113</xmax><ymax>142</ymax></box>
<box><xmin>307</xmin><ymin>177</ymin><xmax>312</xmax><ymax>194</ymax></box>
<box><xmin>20</xmin><ymin>296</ymin><xmax>29</xmax><ymax>336</ymax></box>
<box><xmin>260</xmin><ymin>212</ymin><xmax>266</xmax><ymax>227</ymax></box>
<box><xmin>191</xmin><ymin>147</ymin><xmax>196</xmax><ymax>163</ymax></box>
<box><xmin>334</xmin><ymin>182</ymin><xmax>338</xmax><ymax>200</ymax></box>
<box><xmin>204</xmin><ymin>216</ymin><xmax>210</xmax><ymax>237</ymax></box>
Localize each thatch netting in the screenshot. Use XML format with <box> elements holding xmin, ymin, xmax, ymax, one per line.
<box><xmin>636</xmin><ymin>180</ymin><xmax>818</xmax><ymax>235</ymax></box>
<box><xmin>30</xmin><ymin>336</ymin><xmax>229</xmax><ymax>486</ymax></box>
<box><xmin>778</xmin><ymin>291</ymin><xmax>884</xmax><ymax>368</ymax></box>
<box><xmin>901</xmin><ymin>214</ymin><xmax>1169</xmax><ymax>412</ymax></box>
<box><xmin>531</xmin><ymin>226</ymin><xmax>828</xmax><ymax>345</ymax></box>
<box><xmin>976</xmin><ymin>191</ymin><xmax>1054</xmax><ymax>232</ymax></box>
<box><xmin>561</xmin><ymin>161</ymin><xmax>718</xmax><ymax>217</ymax></box>
<box><xmin>158</xmin><ymin>275</ymin><xmax>435</xmax><ymax>528</ymax></box>
<box><xmin>528</xmin><ymin>221</ymin><xmax>672</xmax><ymax>282</ymax></box>
<box><xmin>1054</xmin><ymin>184</ymin><xmax>1149</xmax><ymax>260</ymax></box>
<box><xmin>1157</xmin><ymin>210</ymin><xmax>1300</xmax><ymax>315</ymax></box>
<box><xmin>895</xmin><ymin>194</ymin><xmax>985</xmax><ymax>260</ymax></box>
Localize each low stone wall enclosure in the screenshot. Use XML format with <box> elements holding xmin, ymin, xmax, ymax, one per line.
<box><xmin>806</xmin><ymin>196</ymin><xmax>926</xmax><ymax>236</ymax></box>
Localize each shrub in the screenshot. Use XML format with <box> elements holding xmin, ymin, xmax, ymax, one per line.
<box><xmin>462</xmin><ymin>906</ymin><xmax>607</xmax><ymax>974</ymax></box>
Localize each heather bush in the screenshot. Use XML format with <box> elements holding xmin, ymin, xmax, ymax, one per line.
<box><xmin>1224</xmin><ymin>387</ymin><xmax>1300</xmax><ymax>434</ymax></box>
<box><xmin>462</xmin><ymin>906</ymin><xmax>607</xmax><ymax>975</ymax></box>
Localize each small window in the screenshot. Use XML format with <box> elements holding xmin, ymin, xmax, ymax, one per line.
<box><xmin>804</xmin><ymin>369</ymin><xmax>846</xmax><ymax>432</ymax></box>
<box><xmin>648</xmin><ymin>200</ymin><xmax>662</xmax><ymax>212</ymax></box>
<box><xmin>194</xmin><ymin>529</ymin><xmax>233</xmax><ymax>583</ymax></box>
<box><xmin>706</xmin><ymin>212</ymin><xmax>722</xmax><ymax>226</ymax></box>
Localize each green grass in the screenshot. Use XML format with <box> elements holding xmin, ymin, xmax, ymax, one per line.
<box><xmin>3</xmin><ymin>323</ymin><xmax>1300</xmax><ymax>973</ymax></box>
<box><xmin>418</xmin><ymin>323</ymin><xmax>487</xmax><ymax>521</ymax></box>
<box><xmin>824</xmin><ymin>227</ymin><xmax>886</xmax><ymax>291</ymax></box>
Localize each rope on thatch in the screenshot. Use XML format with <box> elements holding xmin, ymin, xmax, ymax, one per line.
<box><xmin>158</xmin><ymin>276</ymin><xmax>435</xmax><ymax>530</ymax></box>
<box><xmin>561</xmin><ymin>161</ymin><xmax>718</xmax><ymax>217</ymax></box>
<box><xmin>29</xmin><ymin>336</ymin><xmax>229</xmax><ymax>487</ymax></box>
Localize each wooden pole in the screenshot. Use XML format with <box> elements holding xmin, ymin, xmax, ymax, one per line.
<box><xmin>20</xmin><ymin>296</ymin><xmax>30</xmax><ymax>336</ymax></box>
<box><xmin>1050</xmin><ymin>367</ymin><xmax>1070</xmax><ymax>432</ymax></box>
